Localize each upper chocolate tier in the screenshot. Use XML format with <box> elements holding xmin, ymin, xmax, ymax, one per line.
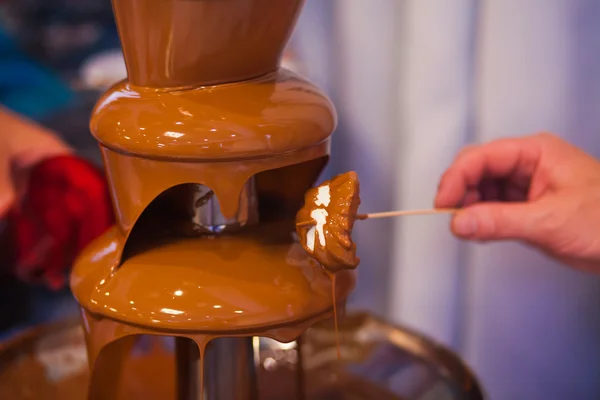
<box><xmin>112</xmin><ymin>0</ymin><xmax>304</xmax><ymax>88</ymax></box>
<box><xmin>92</xmin><ymin>70</ymin><xmax>335</xmax><ymax>160</ymax></box>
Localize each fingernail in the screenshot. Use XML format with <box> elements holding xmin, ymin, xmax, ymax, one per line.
<box><xmin>453</xmin><ymin>212</ymin><xmax>477</xmax><ymax>237</ymax></box>
<box><xmin>0</xmin><ymin>196</ymin><xmax>11</xmax><ymax>214</ymax></box>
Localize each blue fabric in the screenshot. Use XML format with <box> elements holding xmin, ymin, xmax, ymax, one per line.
<box><xmin>0</xmin><ymin>287</ymin><xmax>79</xmax><ymax>341</ymax></box>
<box><xmin>0</xmin><ymin>26</ymin><xmax>73</xmax><ymax>121</ymax></box>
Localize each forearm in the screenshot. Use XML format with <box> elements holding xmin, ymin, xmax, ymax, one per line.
<box><xmin>0</xmin><ymin>106</ymin><xmax>70</xmax><ymax>165</ymax></box>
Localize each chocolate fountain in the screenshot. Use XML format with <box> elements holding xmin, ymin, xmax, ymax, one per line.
<box><xmin>70</xmin><ymin>0</ymin><xmax>355</xmax><ymax>398</ymax></box>
<box><xmin>0</xmin><ymin>1</ymin><xmax>485</xmax><ymax>399</ymax></box>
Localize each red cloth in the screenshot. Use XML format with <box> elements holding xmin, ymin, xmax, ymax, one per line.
<box><xmin>6</xmin><ymin>155</ymin><xmax>114</xmax><ymax>290</ymax></box>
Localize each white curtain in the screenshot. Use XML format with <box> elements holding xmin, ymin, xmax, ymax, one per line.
<box><xmin>293</xmin><ymin>1</ymin><xmax>600</xmax><ymax>399</ymax></box>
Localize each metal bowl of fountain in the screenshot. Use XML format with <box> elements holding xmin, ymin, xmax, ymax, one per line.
<box><xmin>0</xmin><ymin>312</ymin><xmax>484</xmax><ymax>400</ymax></box>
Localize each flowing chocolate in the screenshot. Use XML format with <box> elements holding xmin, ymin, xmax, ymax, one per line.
<box><xmin>296</xmin><ymin>171</ymin><xmax>361</xmax><ymax>272</ymax></box>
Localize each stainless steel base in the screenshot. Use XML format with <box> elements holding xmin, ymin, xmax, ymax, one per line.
<box><xmin>175</xmin><ymin>337</ymin><xmax>257</xmax><ymax>400</ymax></box>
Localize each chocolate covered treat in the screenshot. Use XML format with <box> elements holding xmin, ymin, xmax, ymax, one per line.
<box><xmin>296</xmin><ymin>171</ymin><xmax>361</xmax><ymax>272</ymax></box>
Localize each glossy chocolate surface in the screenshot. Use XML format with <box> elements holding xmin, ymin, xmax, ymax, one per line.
<box><xmin>72</xmin><ymin>222</ymin><xmax>355</xmax><ymax>331</ymax></box>
<box><xmin>92</xmin><ymin>70</ymin><xmax>335</xmax><ymax>160</ymax></box>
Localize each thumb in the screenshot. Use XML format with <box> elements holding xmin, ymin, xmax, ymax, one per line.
<box><xmin>0</xmin><ymin>157</ymin><xmax>16</xmax><ymax>216</ymax></box>
<box><xmin>451</xmin><ymin>202</ymin><xmax>546</xmax><ymax>242</ymax></box>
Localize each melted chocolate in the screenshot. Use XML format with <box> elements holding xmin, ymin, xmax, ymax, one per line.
<box><xmin>296</xmin><ymin>172</ymin><xmax>361</xmax><ymax>273</ymax></box>
<box><xmin>72</xmin><ymin>222</ymin><xmax>355</xmax><ymax>334</ymax></box>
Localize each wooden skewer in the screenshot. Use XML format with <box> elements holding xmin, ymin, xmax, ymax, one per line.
<box><xmin>356</xmin><ymin>208</ymin><xmax>457</xmax><ymax>220</ymax></box>
<box><xmin>296</xmin><ymin>208</ymin><xmax>457</xmax><ymax>227</ymax></box>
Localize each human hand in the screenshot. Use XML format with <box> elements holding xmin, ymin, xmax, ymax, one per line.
<box><xmin>435</xmin><ymin>133</ymin><xmax>600</xmax><ymax>272</ymax></box>
<box><xmin>0</xmin><ymin>107</ymin><xmax>71</xmax><ymax>216</ymax></box>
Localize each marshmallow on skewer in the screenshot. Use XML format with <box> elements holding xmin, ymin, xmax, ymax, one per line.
<box><xmin>296</xmin><ymin>171</ymin><xmax>361</xmax><ymax>272</ymax></box>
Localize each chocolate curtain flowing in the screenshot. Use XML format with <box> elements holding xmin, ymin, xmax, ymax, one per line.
<box><xmin>292</xmin><ymin>1</ymin><xmax>600</xmax><ymax>399</ymax></box>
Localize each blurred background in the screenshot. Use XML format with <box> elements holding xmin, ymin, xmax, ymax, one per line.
<box><xmin>2</xmin><ymin>0</ymin><xmax>600</xmax><ymax>399</ymax></box>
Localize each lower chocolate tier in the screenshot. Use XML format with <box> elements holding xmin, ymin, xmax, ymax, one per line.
<box><xmin>71</xmin><ymin>221</ymin><xmax>355</xmax><ymax>332</ymax></box>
